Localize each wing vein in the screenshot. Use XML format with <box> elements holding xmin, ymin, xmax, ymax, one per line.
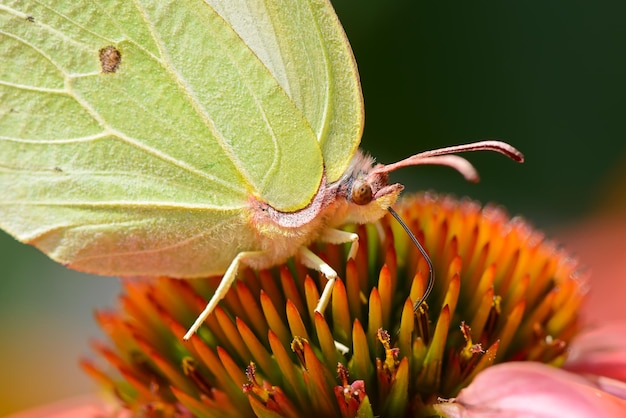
<box><xmin>131</xmin><ymin>1</ymin><xmax>256</xmax><ymax>191</ymax></box>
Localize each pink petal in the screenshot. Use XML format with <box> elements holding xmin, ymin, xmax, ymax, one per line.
<box><xmin>559</xmin><ymin>217</ymin><xmax>626</xmax><ymax>323</ymax></box>
<box><xmin>435</xmin><ymin>362</ymin><xmax>626</xmax><ymax>418</ymax></box>
<box><xmin>582</xmin><ymin>375</ymin><xmax>626</xmax><ymax>401</ymax></box>
<box><xmin>5</xmin><ymin>395</ymin><xmax>129</xmax><ymax>418</ymax></box>
<box><xmin>564</xmin><ymin>322</ymin><xmax>626</xmax><ymax>383</ymax></box>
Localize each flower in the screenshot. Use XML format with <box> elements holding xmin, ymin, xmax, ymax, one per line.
<box><xmin>559</xmin><ymin>215</ymin><xmax>626</xmax><ymax>323</ymax></box>
<box><xmin>437</xmin><ymin>322</ymin><xmax>626</xmax><ymax>417</ymax></box>
<box><xmin>81</xmin><ymin>193</ymin><xmax>626</xmax><ymax>417</ymax></box>
<box><xmin>4</xmin><ymin>396</ymin><xmax>118</xmax><ymax>418</ymax></box>
<box><xmin>435</xmin><ymin>361</ymin><xmax>626</xmax><ymax>417</ymax></box>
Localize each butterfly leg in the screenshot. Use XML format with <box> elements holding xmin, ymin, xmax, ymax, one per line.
<box><xmin>299</xmin><ymin>229</ymin><xmax>360</xmax><ymax>355</ymax></box>
<box><xmin>299</xmin><ymin>247</ymin><xmax>339</xmax><ymax>314</ymax></box>
<box><xmin>183</xmin><ymin>250</ymin><xmax>263</xmax><ymax>340</ymax></box>
<box><xmin>299</xmin><ymin>228</ymin><xmax>359</xmax><ymax>315</ymax></box>
<box><xmin>319</xmin><ymin>228</ymin><xmax>360</xmax><ymax>260</ymax></box>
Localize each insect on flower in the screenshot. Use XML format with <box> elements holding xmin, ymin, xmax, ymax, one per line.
<box><xmin>0</xmin><ymin>0</ymin><xmax>522</xmax><ymax>340</ymax></box>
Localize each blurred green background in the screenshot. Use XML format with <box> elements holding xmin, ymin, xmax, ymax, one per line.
<box><xmin>1</xmin><ymin>1</ymin><xmax>625</xmax><ymax>415</ymax></box>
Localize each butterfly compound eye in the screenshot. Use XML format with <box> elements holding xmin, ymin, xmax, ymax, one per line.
<box><xmin>351</xmin><ymin>179</ymin><xmax>373</xmax><ymax>205</ymax></box>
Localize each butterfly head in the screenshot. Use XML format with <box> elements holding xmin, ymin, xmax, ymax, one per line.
<box><xmin>328</xmin><ymin>151</ymin><xmax>402</xmax><ymax>226</ymax></box>
<box><xmin>331</xmin><ymin>140</ymin><xmax>524</xmax><ymax>226</ymax></box>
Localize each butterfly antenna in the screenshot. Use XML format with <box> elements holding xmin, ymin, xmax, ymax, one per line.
<box><xmin>374</xmin><ymin>140</ymin><xmax>524</xmax><ymax>183</ymax></box>
<box><xmin>388</xmin><ymin>207</ymin><xmax>434</xmax><ymax>312</ymax></box>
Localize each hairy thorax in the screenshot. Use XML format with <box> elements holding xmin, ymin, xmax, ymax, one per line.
<box><xmin>244</xmin><ymin>175</ymin><xmax>336</xmax><ymax>270</ymax></box>
<box><xmin>244</xmin><ymin>153</ymin><xmax>404</xmax><ymax>271</ymax></box>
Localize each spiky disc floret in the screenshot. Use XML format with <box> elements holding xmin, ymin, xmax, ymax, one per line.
<box><xmin>83</xmin><ymin>194</ymin><xmax>585</xmax><ymax>417</ymax></box>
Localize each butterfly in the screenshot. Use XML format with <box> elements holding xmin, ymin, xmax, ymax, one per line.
<box><xmin>0</xmin><ymin>0</ymin><xmax>522</xmax><ymax>340</ymax></box>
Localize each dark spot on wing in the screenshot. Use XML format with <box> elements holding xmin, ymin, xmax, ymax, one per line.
<box><xmin>26</xmin><ymin>16</ymin><xmax>35</xmax><ymax>22</ymax></box>
<box><xmin>99</xmin><ymin>45</ymin><xmax>121</xmax><ymax>73</ymax></box>
<box><xmin>53</xmin><ymin>167</ymin><xmax>63</xmax><ymax>172</ymax></box>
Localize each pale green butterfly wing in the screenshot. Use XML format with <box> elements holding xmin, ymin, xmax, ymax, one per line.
<box><xmin>0</xmin><ymin>0</ymin><xmax>343</xmax><ymax>276</ymax></box>
<box><xmin>209</xmin><ymin>0</ymin><xmax>364</xmax><ymax>182</ymax></box>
